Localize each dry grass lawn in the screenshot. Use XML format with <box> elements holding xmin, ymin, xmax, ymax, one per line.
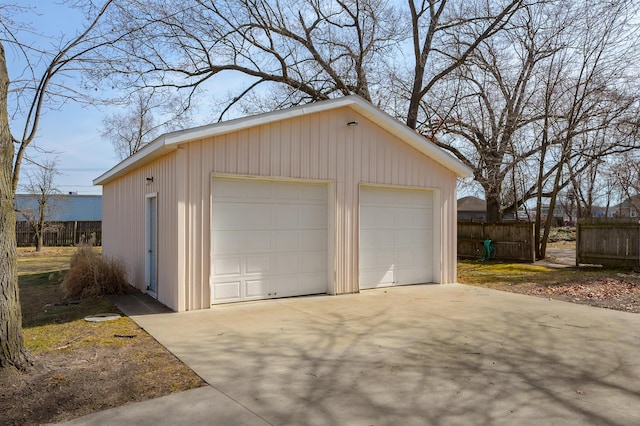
<box><xmin>458</xmin><ymin>255</ymin><xmax>640</xmax><ymax>313</ymax></box>
<box><xmin>0</xmin><ymin>247</ymin><xmax>205</xmax><ymax>426</ymax></box>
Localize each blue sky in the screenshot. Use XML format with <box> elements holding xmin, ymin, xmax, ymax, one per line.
<box><xmin>7</xmin><ymin>1</ymin><xmax>246</xmax><ymax>196</ymax></box>
<box><xmin>7</xmin><ymin>2</ymin><xmax>120</xmax><ymax>195</ymax></box>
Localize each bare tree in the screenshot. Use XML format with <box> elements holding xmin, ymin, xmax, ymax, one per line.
<box><xmin>608</xmin><ymin>150</ymin><xmax>640</xmax><ymax>214</ymax></box>
<box><xmin>92</xmin><ymin>0</ymin><xmax>530</xmax><ymax>124</ymax></box>
<box><xmin>101</xmin><ymin>90</ymin><xmax>192</xmax><ymax>159</ymax></box>
<box><xmin>0</xmin><ymin>1</ymin><xmax>122</xmax><ymax>371</ymax></box>
<box><xmin>404</xmin><ymin>0</ymin><xmax>525</xmax><ymax>129</ymax></box>
<box><xmin>16</xmin><ymin>159</ymin><xmax>62</xmax><ymax>252</ymax></box>
<box><xmin>426</xmin><ymin>3</ymin><xmax>559</xmax><ymax>223</ymax></box>
<box><xmin>529</xmin><ymin>0</ymin><xmax>639</xmax><ymax>258</ymax></box>
<box><xmin>413</xmin><ymin>0</ymin><xmax>638</xmax><ymax>259</ymax></box>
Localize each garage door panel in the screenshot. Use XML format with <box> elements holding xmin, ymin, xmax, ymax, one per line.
<box><xmin>360</xmin><ymin>186</ymin><xmax>433</xmax><ymax>290</ymax></box>
<box><xmin>299</xmin><ymin>205</ymin><xmax>327</xmax><ymax>227</ymax></box>
<box><xmin>246</xmin><ymin>279</ymin><xmax>269</xmax><ymax>298</ymax></box>
<box><xmin>360</xmin><ymin>249</ymin><xmax>393</xmax><ymax>268</ymax></box>
<box><xmin>213</xmin><ymin>178</ymin><xmax>266</xmax><ymax>200</ymax></box>
<box><xmin>247</xmin><ymin>231</ymin><xmax>271</xmax><ymax>251</ymax></box>
<box><xmin>245</xmin><ymin>207</ymin><xmax>273</xmax><ymax>230</ymax></box>
<box><xmin>360</xmin><ymin>232</ymin><xmax>377</xmax><ymax>250</ymax></box>
<box><xmin>275</xmin><ymin>231</ymin><xmax>299</xmax><ymax>251</ymax></box>
<box><xmin>394</xmin><ymin>230</ymin><xmax>414</xmax><ymax>247</ymax></box>
<box><xmin>213</xmin><ymin>231</ymin><xmax>246</xmax><ymax>254</ymax></box>
<box><xmin>413</xmin><ymin>230</ymin><xmax>432</xmax><ymax>248</ymax></box>
<box><xmin>396</xmin><ymin>267</ymin><xmax>431</xmax><ymax>285</ymax></box>
<box><xmin>360</xmin><ymin>269</ymin><xmax>393</xmax><ymax>287</ymax></box>
<box><xmin>211</xmin><ymin>205</ymin><xmax>246</xmax><ymax>229</ymax></box>
<box><xmin>359</xmin><ymin>250</ymin><xmax>377</xmax><ymax>268</ymax></box>
<box><xmin>273</xmin><ymin>184</ymin><xmax>300</xmax><ymax>200</ymax></box>
<box><xmin>299</xmin><ymin>253</ymin><xmax>327</xmax><ymax>272</ymax></box>
<box><xmin>394</xmin><ymin>210</ymin><xmax>416</xmax><ymax>227</ymax></box>
<box><xmin>214</xmin><ymin>281</ymin><xmax>242</xmax><ymax>301</ymax></box>
<box><xmin>274</xmin><ymin>253</ymin><xmax>299</xmax><ymax>273</ymax></box>
<box><xmin>362</xmin><ymin>230</ymin><xmax>387</xmax><ymax>248</ymax></box>
<box><xmin>298</xmin><ymin>272</ymin><xmax>329</xmax><ymax>292</ymax></box>
<box><xmin>394</xmin><ymin>249</ymin><xmax>414</xmax><ymax>267</ymax></box>
<box><xmin>246</xmin><ymin>255</ymin><xmax>271</xmax><ymax>274</ymax></box>
<box><xmin>301</xmin><ymin>186</ymin><xmax>327</xmax><ymax>202</ymax></box>
<box><xmin>299</xmin><ymin>230</ymin><xmax>327</xmax><ymax>250</ymax></box>
<box><xmin>380</xmin><ymin>230</ymin><xmax>396</xmax><ymax>246</ymax></box>
<box><xmin>212</xmin><ymin>178</ymin><xmax>328</xmax><ymax>304</ymax></box>
<box><xmin>212</xmin><ymin>257</ymin><xmax>242</xmax><ymax>276</ymax></box>
<box><xmin>274</xmin><ymin>276</ymin><xmax>299</xmax><ymax>296</ymax></box>
<box><xmin>213</xmin><ymin>205</ymin><xmax>273</xmax><ymax>230</ymax></box>
<box><xmin>274</xmin><ymin>205</ymin><xmax>300</xmax><ymax>227</ymax></box>
<box><xmin>243</xmin><ymin>180</ymin><xmax>272</xmax><ymax>199</ymax></box>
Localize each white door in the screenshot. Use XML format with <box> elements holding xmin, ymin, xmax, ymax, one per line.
<box><xmin>359</xmin><ymin>186</ymin><xmax>433</xmax><ymax>290</ymax></box>
<box><xmin>211</xmin><ymin>178</ymin><xmax>328</xmax><ymax>304</ymax></box>
<box><xmin>146</xmin><ymin>194</ymin><xmax>158</xmax><ymax>296</ymax></box>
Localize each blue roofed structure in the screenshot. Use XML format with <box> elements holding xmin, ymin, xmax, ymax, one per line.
<box><xmin>15</xmin><ymin>194</ymin><xmax>102</xmax><ymax>221</ymax></box>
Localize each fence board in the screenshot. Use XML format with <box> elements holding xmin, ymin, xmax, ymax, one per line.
<box><xmin>577</xmin><ymin>218</ymin><xmax>639</xmax><ymax>268</ymax></box>
<box><xmin>16</xmin><ymin>221</ymin><xmax>102</xmax><ymax>247</ymax></box>
<box><xmin>458</xmin><ymin>221</ymin><xmax>535</xmax><ymax>262</ymax></box>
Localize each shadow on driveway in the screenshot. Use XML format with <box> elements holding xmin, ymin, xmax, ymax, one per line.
<box><xmin>114</xmin><ymin>284</ymin><xmax>640</xmax><ymax>426</ymax></box>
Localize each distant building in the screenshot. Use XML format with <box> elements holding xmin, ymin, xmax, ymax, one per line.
<box><xmin>610</xmin><ymin>194</ymin><xmax>640</xmax><ymax>218</ymax></box>
<box><xmin>457</xmin><ymin>196</ymin><xmax>486</xmax><ymax>221</ymax></box>
<box><xmin>14</xmin><ymin>194</ymin><xmax>102</xmax><ymax>221</ymax></box>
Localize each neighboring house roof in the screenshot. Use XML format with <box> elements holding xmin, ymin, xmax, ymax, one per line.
<box><xmin>457</xmin><ymin>196</ymin><xmax>486</xmax><ymax>211</ymax></box>
<box><xmin>94</xmin><ymin>95</ymin><xmax>473</xmax><ymax>185</ymax></box>
<box><xmin>15</xmin><ymin>194</ymin><xmax>102</xmax><ymax>221</ymax></box>
<box><xmin>612</xmin><ymin>194</ymin><xmax>640</xmax><ymax>209</ymax></box>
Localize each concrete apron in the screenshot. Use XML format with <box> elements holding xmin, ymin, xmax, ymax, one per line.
<box><xmin>67</xmin><ymin>284</ymin><xmax>640</xmax><ymax>426</ymax></box>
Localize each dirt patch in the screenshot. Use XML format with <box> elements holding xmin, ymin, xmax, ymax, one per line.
<box><xmin>508</xmin><ymin>275</ymin><xmax>640</xmax><ymax>313</ymax></box>
<box><xmin>0</xmin><ymin>248</ymin><xmax>205</xmax><ymax>426</ymax></box>
<box><xmin>1</xmin><ymin>320</ymin><xmax>205</xmax><ymax>426</ymax></box>
<box><xmin>459</xmin><ymin>260</ymin><xmax>640</xmax><ymax>314</ymax></box>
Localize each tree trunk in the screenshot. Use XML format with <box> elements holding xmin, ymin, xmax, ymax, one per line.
<box><xmin>0</xmin><ymin>43</ymin><xmax>31</xmax><ymax>370</ymax></box>
<box><xmin>485</xmin><ymin>185</ymin><xmax>502</xmax><ymax>224</ymax></box>
<box><xmin>36</xmin><ymin>206</ymin><xmax>45</xmax><ymax>252</ymax></box>
<box><xmin>36</xmin><ymin>231</ymin><xmax>43</xmax><ymax>252</ymax></box>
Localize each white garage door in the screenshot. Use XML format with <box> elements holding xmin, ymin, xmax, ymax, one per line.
<box><xmin>211</xmin><ymin>178</ymin><xmax>328</xmax><ymax>304</ymax></box>
<box><xmin>359</xmin><ymin>186</ymin><xmax>433</xmax><ymax>290</ymax></box>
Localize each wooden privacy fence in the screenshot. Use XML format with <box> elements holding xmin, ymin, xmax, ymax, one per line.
<box><xmin>16</xmin><ymin>221</ymin><xmax>102</xmax><ymax>247</ymax></box>
<box><xmin>458</xmin><ymin>221</ymin><xmax>536</xmax><ymax>262</ymax></box>
<box><xmin>577</xmin><ymin>218</ymin><xmax>639</xmax><ymax>268</ymax></box>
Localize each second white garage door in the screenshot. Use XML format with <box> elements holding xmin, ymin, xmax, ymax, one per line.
<box><xmin>211</xmin><ymin>178</ymin><xmax>328</xmax><ymax>304</ymax></box>
<box><xmin>359</xmin><ymin>186</ymin><xmax>434</xmax><ymax>290</ymax></box>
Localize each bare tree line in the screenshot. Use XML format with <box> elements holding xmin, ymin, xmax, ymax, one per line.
<box><xmin>95</xmin><ymin>1</ymin><xmax>638</xmax><ymax>227</ymax></box>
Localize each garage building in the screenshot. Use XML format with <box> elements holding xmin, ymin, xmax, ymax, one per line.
<box><xmin>94</xmin><ymin>96</ymin><xmax>472</xmax><ymax>311</ymax></box>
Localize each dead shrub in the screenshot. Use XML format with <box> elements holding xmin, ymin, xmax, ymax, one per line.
<box><xmin>62</xmin><ymin>245</ymin><xmax>130</xmax><ymax>299</ymax></box>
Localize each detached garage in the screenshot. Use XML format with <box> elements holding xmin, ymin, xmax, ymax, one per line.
<box><xmin>94</xmin><ymin>96</ymin><xmax>471</xmax><ymax>311</ymax></box>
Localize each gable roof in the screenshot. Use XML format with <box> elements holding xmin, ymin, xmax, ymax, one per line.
<box><xmin>94</xmin><ymin>95</ymin><xmax>472</xmax><ymax>185</ymax></box>
<box><xmin>612</xmin><ymin>194</ymin><xmax>640</xmax><ymax>209</ymax></box>
<box><xmin>457</xmin><ymin>196</ymin><xmax>486</xmax><ymax>211</ymax></box>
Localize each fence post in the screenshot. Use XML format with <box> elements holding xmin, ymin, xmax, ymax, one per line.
<box><xmin>530</xmin><ymin>222</ymin><xmax>536</xmax><ymax>263</ymax></box>
<box><xmin>576</xmin><ymin>220</ymin><xmax>580</xmax><ymax>267</ymax></box>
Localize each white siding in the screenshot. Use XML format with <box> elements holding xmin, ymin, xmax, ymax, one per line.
<box><xmin>102</xmin><ymin>154</ymin><xmax>181</xmax><ymax>310</ymax></box>
<box><xmin>103</xmin><ymin>106</ymin><xmax>458</xmax><ymax>311</ymax></box>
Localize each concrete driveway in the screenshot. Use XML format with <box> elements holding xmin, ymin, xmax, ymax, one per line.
<box><xmin>65</xmin><ymin>284</ymin><xmax>640</xmax><ymax>425</ymax></box>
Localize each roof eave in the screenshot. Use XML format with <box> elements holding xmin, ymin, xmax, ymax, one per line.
<box><xmin>94</xmin><ymin>95</ymin><xmax>472</xmax><ymax>185</ymax></box>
